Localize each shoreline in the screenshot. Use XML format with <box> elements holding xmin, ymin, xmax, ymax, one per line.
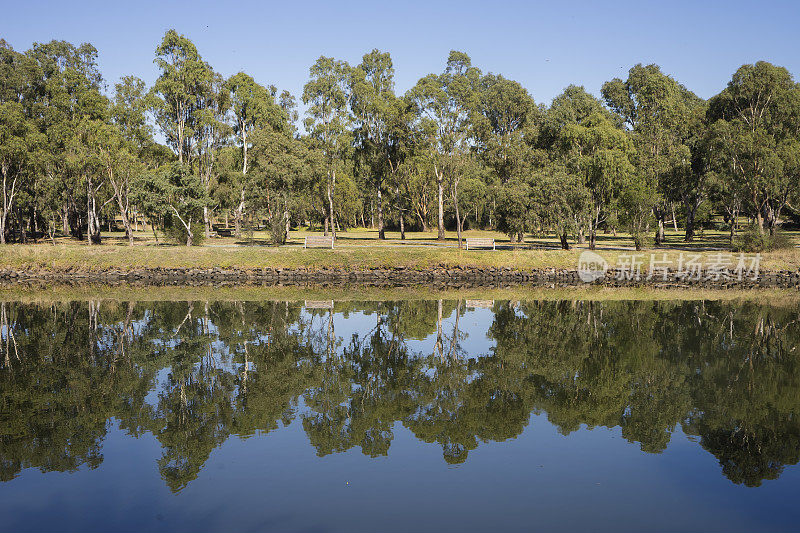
<box><xmin>1</xmin><ymin>266</ymin><xmax>798</xmax><ymax>289</ymax></box>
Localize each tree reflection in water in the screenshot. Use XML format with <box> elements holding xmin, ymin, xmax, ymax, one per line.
<box><xmin>1</xmin><ymin>298</ymin><xmax>799</xmax><ymax>491</ymax></box>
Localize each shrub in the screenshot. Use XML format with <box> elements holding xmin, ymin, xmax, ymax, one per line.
<box><xmin>733</xmin><ymin>225</ymin><xmax>793</xmax><ymax>252</ymax></box>
<box><xmin>163</xmin><ymin>213</ymin><xmax>206</xmax><ymax>246</ymax></box>
<box><xmin>269</xmin><ymin>214</ymin><xmax>287</xmax><ymax>245</ymax></box>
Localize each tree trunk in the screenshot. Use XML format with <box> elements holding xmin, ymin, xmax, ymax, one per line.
<box><xmin>671</xmin><ymin>204</ymin><xmax>679</xmax><ymax>232</ymax></box>
<box><xmin>684</xmin><ymin>201</ymin><xmax>696</xmax><ymax>242</ymax></box>
<box><xmin>729</xmin><ymin>208</ymin><xmax>738</xmax><ymax>244</ymax></box>
<box><xmin>235</xmin><ymin>189</ymin><xmax>245</xmax><ymax>238</ymax></box>
<box><xmin>328</xmin><ymin>170</ymin><xmax>336</xmax><ymax>239</ymax></box>
<box><xmin>560</xmin><ymin>231</ymin><xmax>570</xmax><ymax>250</ymax></box>
<box><xmin>203</xmin><ymin>206</ymin><xmax>211</xmax><ymax>239</ymax></box>
<box><xmin>453</xmin><ymin>177</ymin><xmax>462</xmax><ymax>248</ymax></box>
<box><xmin>109</xmin><ymin>172</ymin><xmax>134</xmax><ymax>246</ymax></box>
<box><xmin>87</xmin><ymin>180</ymin><xmax>102</xmax><ymax>245</ymax></box>
<box><xmin>435</xmin><ymin>164</ymin><xmax>445</xmax><ymax>241</ymax></box>
<box><xmin>377</xmin><ymin>185</ymin><xmax>385</xmax><ymax>239</ymax></box>
<box><xmin>62</xmin><ymin>204</ymin><xmax>69</xmax><ymax>235</ymax></box>
<box><xmin>655</xmin><ymin>217</ymin><xmax>664</xmax><ymax>246</ymax></box>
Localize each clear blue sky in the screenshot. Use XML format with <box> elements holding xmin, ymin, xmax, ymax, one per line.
<box><xmin>3</xmin><ymin>0</ymin><xmax>800</xmax><ymax>108</ymax></box>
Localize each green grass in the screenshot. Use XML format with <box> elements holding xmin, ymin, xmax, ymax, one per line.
<box><xmin>2</xmin><ymin>226</ymin><xmax>798</xmax><ymax>272</ymax></box>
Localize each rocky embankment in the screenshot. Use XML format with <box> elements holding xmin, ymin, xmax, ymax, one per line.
<box><xmin>1</xmin><ymin>266</ymin><xmax>799</xmax><ymax>288</ymax></box>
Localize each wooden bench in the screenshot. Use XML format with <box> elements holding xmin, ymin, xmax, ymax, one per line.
<box><xmin>215</xmin><ymin>228</ymin><xmax>233</xmax><ymax>237</ymax></box>
<box><xmin>304</xmin><ymin>235</ymin><xmax>334</xmax><ymax>249</ymax></box>
<box><xmin>465</xmin><ymin>237</ymin><xmax>495</xmax><ymax>250</ymax></box>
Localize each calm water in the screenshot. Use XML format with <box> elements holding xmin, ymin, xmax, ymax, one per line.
<box><xmin>1</xmin><ymin>297</ymin><xmax>800</xmax><ymax>532</ymax></box>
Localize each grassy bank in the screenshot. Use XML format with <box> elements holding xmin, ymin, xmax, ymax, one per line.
<box><xmin>1</xmin><ymin>227</ymin><xmax>799</xmax><ymax>272</ymax></box>
<box><xmin>1</xmin><ymin>284</ymin><xmax>799</xmax><ymax>304</ymax></box>
<box><xmin>1</xmin><ymin>241</ymin><xmax>799</xmax><ymax>272</ymax></box>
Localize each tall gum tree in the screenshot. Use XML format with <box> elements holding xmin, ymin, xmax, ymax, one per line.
<box><xmin>226</xmin><ymin>72</ymin><xmax>285</xmax><ymax>237</ymax></box>
<box><xmin>152</xmin><ymin>30</ymin><xmax>213</xmax><ymax>166</ymax></box>
<box><xmin>408</xmin><ymin>51</ymin><xmax>481</xmax><ymax>243</ymax></box>
<box><xmin>603</xmin><ymin>64</ymin><xmax>703</xmax><ymax>244</ymax></box>
<box><xmin>303</xmin><ymin>57</ymin><xmax>351</xmax><ymax>237</ymax></box>
<box><xmin>707</xmin><ymin>61</ymin><xmax>800</xmax><ymax>235</ymax></box>
<box><xmin>350</xmin><ymin>49</ymin><xmax>397</xmax><ymax>240</ymax></box>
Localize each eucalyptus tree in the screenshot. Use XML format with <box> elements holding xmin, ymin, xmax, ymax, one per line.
<box><xmin>0</xmin><ymin>42</ymin><xmax>37</xmax><ymax>243</ymax></box>
<box><xmin>226</xmin><ymin>73</ymin><xmax>278</xmax><ymax>236</ymax></box>
<box><xmin>303</xmin><ymin>56</ymin><xmax>352</xmax><ymax>236</ymax></box>
<box><xmin>194</xmin><ymin>72</ymin><xmax>230</xmax><ymax>237</ymax></box>
<box><xmin>408</xmin><ymin>51</ymin><xmax>481</xmax><ymax>242</ymax></box>
<box><xmin>27</xmin><ymin>40</ymin><xmax>107</xmax><ymax>241</ymax></box>
<box><xmin>664</xmin><ymin>103</ymin><xmax>712</xmax><ymax>241</ymax></box>
<box><xmin>144</xmin><ymin>162</ymin><xmax>208</xmax><ymax>245</ymax></box>
<box><xmin>543</xmin><ymin>85</ymin><xmax>612</xmax><ymax>244</ymax></box>
<box><xmin>249</xmin><ymin>125</ymin><xmax>312</xmax><ymax>243</ymax></box>
<box><xmin>603</xmin><ymin>64</ymin><xmax>704</xmax><ymax>244</ymax></box>
<box><xmin>552</xmin><ymin>99</ymin><xmax>635</xmax><ymax>249</ymax></box>
<box><xmin>473</xmin><ymin>74</ymin><xmax>541</xmax><ymax>236</ymax></box>
<box><xmin>707</xmin><ymin>61</ymin><xmax>800</xmax><ymax>234</ymax></box>
<box><xmin>536</xmin><ymin>163</ymin><xmax>590</xmax><ymax>249</ymax></box>
<box><xmin>152</xmin><ymin>30</ymin><xmax>213</xmax><ymax>166</ymax></box>
<box><xmin>474</xmin><ymin>73</ymin><xmax>539</xmax><ymax>183</ymax></box>
<box><xmin>109</xmin><ymin>76</ymin><xmax>157</xmax><ymax>243</ymax></box>
<box><xmin>350</xmin><ymin>49</ymin><xmax>401</xmax><ymax>239</ymax></box>
<box><xmin>88</xmin><ymin>122</ymin><xmax>140</xmax><ymax>244</ymax></box>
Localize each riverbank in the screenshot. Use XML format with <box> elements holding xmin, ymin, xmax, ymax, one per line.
<box><xmin>1</xmin><ymin>241</ymin><xmax>799</xmax><ymax>270</ymax></box>
<box><xmin>1</xmin><ymin>264</ymin><xmax>799</xmax><ymax>289</ymax></box>
<box><xmin>1</xmin><ymin>240</ymin><xmax>799</xmax><ymax>289</ymax></box>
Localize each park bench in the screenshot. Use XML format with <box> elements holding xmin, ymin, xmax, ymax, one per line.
<box><xmin>304</xmin><ymin>235</ymin><xmax>334</xmax><ymax>249</ymax></box>
<box><xmin>465</xmin><ymin>237</ymin><xmax>495</xmax><ymax>250</ymax></box>
<box><xmin>215</xmin><ymin>228</ymin><xmax>233</xmax><ymax>237</ymax></box>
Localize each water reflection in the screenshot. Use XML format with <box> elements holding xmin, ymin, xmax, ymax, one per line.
<box><xmin>1</xmin><ymin>298</ymin><xmax>799</xmax><ymax>491</ymax></box>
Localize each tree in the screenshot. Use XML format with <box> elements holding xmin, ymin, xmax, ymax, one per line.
<box><xmin>156</xmin><ymin>162</ymin><xmax>208</xmax><ymax>245</ymax></box>
<box><xmin>350</xmin><ymin>49</ymin><xmax>398</xmax><ymax>240</ymax></box>
<box><xmin>603</xmin><ymin>64</ymin><xmax>704</xmax><ymax>244</ymax></box>
<box><xmin>152</xmin><ymin>30</ymin><xmax>213</xmax><ymax>166</ymax></box>
<box><xmin>707</xmin><ymin>61</ymin><xmax>800</xmax><ymax>234</ymax></box>
<box><xmin>91</xmin><ymin>122</ymin><xmax>141</xmax><ymax>244</ymax></box>
<box><xmin>0</xmin><ymin>42</ymin><xmax>38</xmax><ymax>243</ymax></box>
<box><xmin>408</xmin><ymin>51</ymin><xmax>481</xmax><ymax>242</ymax></box>
<box><xmin>556</xmin><ymin>110</ymin><xmax>635</xmax><ymax>249</ymax></box>
<box><xmin>226</xmin><ymin>73</ymin><xmax>280</xmax><ymax>236</ymax></box>
<box><xmin>194</xmin><ymin>72</ymin><xmax>230</xmax><ymax>237</ymax></box>
<box><xmin>27</xmin><ymin>40</ymin><xmax>107</xmax><ymax>243</ymax></box>
<box><xmin>303</xmin><ymin>56</ymin><xmax>351</xmax><ymax>237</ymax></box>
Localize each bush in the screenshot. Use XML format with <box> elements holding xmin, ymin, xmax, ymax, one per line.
<box><xmin>630</xmin><ymin>229</ymin><xmax>652</xmax><ymax>251</ymax></box>
<box><xmin>733</xmin><ymin>225</ymin><xmax>793</xmax><ymax>252</ymax></box>
<box><xmin>163</xmin><ymin>213</ymin><xmax>206</xmax><ymax>246</ymax></box>
<box><xmin>269</xmin><ymin>214</ymin><xmax>287</xmax><ymax>245</ymax></box>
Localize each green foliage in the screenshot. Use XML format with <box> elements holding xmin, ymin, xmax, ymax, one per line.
<box><xmin>1</xmin><ymin>31</ymin><xmax>800</xmax><ymax>253</ymax></box>
<box><xmin>163</xmin><ymin>215</ymin><xmax>206</xmax><ymax>246</ymax></box>
<box><xmin>733</xmin><ymin>225</ymin><xmax>793</xmax><ymax>253</ymax></box>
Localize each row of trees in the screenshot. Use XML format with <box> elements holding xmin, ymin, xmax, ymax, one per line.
<box><xmin>2</xmin><ymin>31</ymin><xmax>799</xmax><ymax>247</ymax></box>
<box><xmin>3</xmin><ymin>298</ymin><xmax>799</xmax><ymax>489</ymax></box>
